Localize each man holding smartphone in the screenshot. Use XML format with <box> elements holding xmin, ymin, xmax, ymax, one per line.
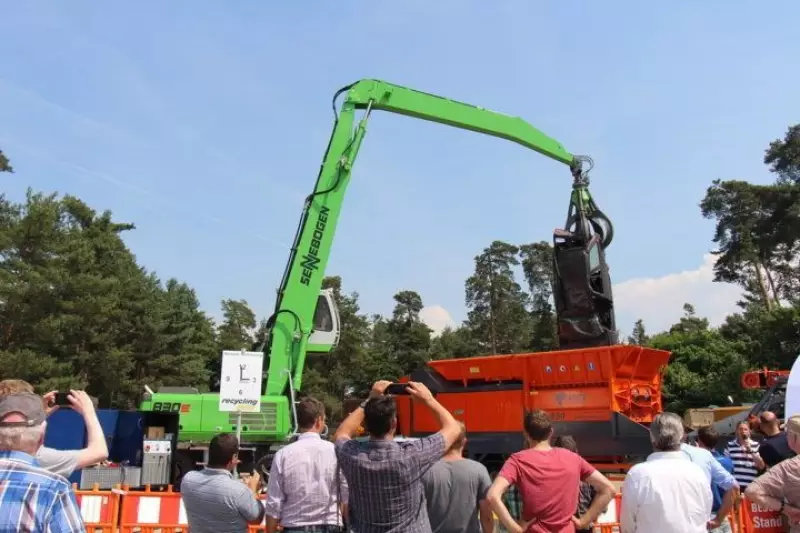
<box><xmin>0</xmin><ymin>380</ymin><xmax>108</xmax><ymax>478</ymax></box>
<box><xmin>333</xmin><ymin>380</ymin><xmax>461</xmax><ymax>533</ymax></box>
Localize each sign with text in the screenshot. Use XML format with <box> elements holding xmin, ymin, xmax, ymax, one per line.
<box><xmin>219</xmin><ymin>350</ymin><xmax>263</xmax><ymax>412</ymax></box>
<box><xmin>742</xmin><ymin>500</ymin><xmax>785</xmax><ymax>532</ymax></box>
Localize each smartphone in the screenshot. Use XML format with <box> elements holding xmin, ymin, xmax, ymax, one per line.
<box><xmin>53</xmin><ymin>392</ymin><xmax>71</xmax><ymax>407</ymax></box>
<box><xmin>385</xmin><ymin>383</ymin><xmax>410</xmax><ymax>395</ymax></box>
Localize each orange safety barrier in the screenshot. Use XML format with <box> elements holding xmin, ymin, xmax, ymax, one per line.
<box><xmin>69</xmin><ymin>483</ymin><xmax>120</xmax><ymax>533</ymax></box>
<box><xmin>113</xmin><ymin>484</ymin><xmax>270</xmax><ymax>533</ymax></box>
<box><xmin>118</xmin><ymin>485</ymin><xmax>189</xmax><ymax>533</ymax></box>
<box><xmin>248</xmin><ymin>495</ymin><xmax>268</xmax><ymax>533</ymax></box>
<box><xmin>592</xmin><ymin>493</ymin><xmax>622</xmax><ymax>532</ymax></box>
<box><xmin>70</xmin><ymin>484</ymin><xmax>784</xmax><ymax>533</ymax></box>
<box><xmin>739</xmin><ymin>498</ymin><xmax>788</xmax><ymax>533</ymax></box>
<box><xmin>589</xmin><ymin>493</ymin><xmax>778</xmax><ymax>533</ymax></box>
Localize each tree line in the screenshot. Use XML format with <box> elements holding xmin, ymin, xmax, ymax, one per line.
<box><xmin>1</xmin><ymin>124</ymin><xmax>799</xmax><ymax>416</ymax></box>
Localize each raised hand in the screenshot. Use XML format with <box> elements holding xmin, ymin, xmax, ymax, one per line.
<box><xmin>405</xmin><ymin>382</ymin><xmax>434</xmax><ymax>403</ymax></box>
<box><xmin>370</xmin><ymin>380</ymin><xmax>393</xmax><ymax>397</ymax></box>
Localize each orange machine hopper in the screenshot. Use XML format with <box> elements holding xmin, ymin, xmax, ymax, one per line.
<box><xmin>394</xmin><ymin>344</ymin><xmax>671</xmax><ymax>461</ymax></box>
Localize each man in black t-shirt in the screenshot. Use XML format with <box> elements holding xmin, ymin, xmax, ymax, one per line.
<box><xmin>758</xmin><ymin>411</ymin><xmax>796</xmax><ymax>468</ymax></box>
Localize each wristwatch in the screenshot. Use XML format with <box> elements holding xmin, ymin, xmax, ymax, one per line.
<box><xmin>359</xmin><ymin>399</ymin><xmax>369</xmax><ymax>409</ymax></box>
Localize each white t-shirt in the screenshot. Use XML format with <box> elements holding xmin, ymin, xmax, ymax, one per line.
<box><xmin>620</xmin><ymin>450</ymin><xmax>712</xmax><ymax>533</ymax></box>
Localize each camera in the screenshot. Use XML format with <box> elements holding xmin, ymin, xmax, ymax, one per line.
<box><xmin>385</xmin><ymin>383</ymin><xmax>410</xmax><ymax>395</ymax></box>
<box><xmin>51</xmin><ymin>392</ymin><xmax>71</xmax><ymax>407</ymax></box>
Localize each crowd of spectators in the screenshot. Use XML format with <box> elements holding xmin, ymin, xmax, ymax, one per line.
<box><xmin>3</xmin><ymin>375</ymin><xmax>800</xmax><ymax>533</ymax></box>
<box><xmin>254</xmin><ymin>380</ymin><xmax>616</xmax><ymax>533</ymax></box>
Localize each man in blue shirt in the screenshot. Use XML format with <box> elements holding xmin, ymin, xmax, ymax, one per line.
<box><xmin>688</xmin><ymin>425</ymin><xmax>738</xmax><ymax>533</ymax></box>
<box><xmin>0</xmin><ymin>392</ymin><xmax>86</xmax><ymax>532</ymax></box>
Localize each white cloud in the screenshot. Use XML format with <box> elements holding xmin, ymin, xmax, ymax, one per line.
<box><xmin>613</xmin><ymin>253</ymin><xmax>744</xmax><ymax>336</ymax></box>
<box><xmin>420</xmin><ymin>305</ymin><xmax>457</xmax><ymax>336</ymax></box>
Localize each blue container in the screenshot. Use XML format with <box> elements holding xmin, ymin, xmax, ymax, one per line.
<box><xmin>43</xmin><ymin>409</ymin><xmax>86</xmax><ymax>484</ymax></box>
<box><xmin>96</xmin><ymin>410</ymin><xmax>119</xmax><ymax>459</ymax></box>
<box><xmin>43</xmin><ymin>408</ymin><xmax>129</xmax><ymax>484</ymax></box>
<box><xmin>43</xmin><ymin>409</ymin><xmax>85</xmax><ymax>450</ymax></box>
<box><xmin>114</xmin><ymin>411</ymin><xmax>145</xmax><ymax>466</ymax></box>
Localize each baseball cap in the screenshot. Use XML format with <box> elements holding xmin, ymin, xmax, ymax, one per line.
<box><xmin>0</xmin><ymin>393</ymin><xmax>46</xmax><ymax>427</ymax></box>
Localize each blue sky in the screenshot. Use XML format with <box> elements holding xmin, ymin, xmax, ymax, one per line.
<box><xmin>1</xmin><ymin>1</ymin><xmax>799</xmax><ymax>337</ymax></box>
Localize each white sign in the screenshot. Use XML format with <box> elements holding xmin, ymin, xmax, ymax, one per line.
<box><xmin>785</xmin><ymin>354</ymin><xmax>800</xmax><ymax>424</ymax></box>
<box><xmin>219</xmin><ymin>350</ymin><xmax>263</xmax><ymax>413</ymax></box>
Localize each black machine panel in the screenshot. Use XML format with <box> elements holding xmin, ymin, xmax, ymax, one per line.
<box><xmin>413</xmin><ymin>413</ymin><xmax>654</xmax><ymax>463</ymax></box>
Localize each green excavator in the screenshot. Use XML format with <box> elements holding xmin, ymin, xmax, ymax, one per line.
<box><xmin>138</xmin><ymin>79</ymin><xmax>617</xmax><ymax>485</ymax></box>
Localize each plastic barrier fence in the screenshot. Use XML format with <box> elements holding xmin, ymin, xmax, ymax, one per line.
<box><xmin>69</xmin><ymin>484</ymin><xmax>120</xmax><ymax>533</ymax></box>
<box><xmin>739</xmin><ymin>498</ymin><xmax>788</xmax><ymax>533</ymax></box>
<box><xmin>118</xmin><ymin>485</ymin><xmax>189</xmax><ymax>533</ymax></box>
<box><xmin>595</xmin><ymin>492</ymin><xmax>622</xmax><ymax>526</ymax></box>
<box><xmin>249</xmin><ymin>500</ymin><xmax>268</xmax><ymax>533</ymax></box>
<box><xmin>587</xmin><ymin>493</ymin><xmax>783</xmax><ymax>533</ymax></box>
<box><xmin>112</xmin><ymin>485</ymin><xmax>270</xmax><ymax>533</ymax></box>
<box><xmin>69</xmin><ymin>484</ymin><xmax>785</xmax><ymax>533</ymax></box>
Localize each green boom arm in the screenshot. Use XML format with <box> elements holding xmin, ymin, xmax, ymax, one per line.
<box><xmin>264</xmin><ymin>79</ymin><xmax>598</xmax><ymax>397</ymax></box>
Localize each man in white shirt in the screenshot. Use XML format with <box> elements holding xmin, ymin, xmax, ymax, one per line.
<box><xmin>264</xmin><ymin>397</ymin><xmax>348</xmax><ymax>532</ymax></box>
<box><xmin>620</xmin><ymin>412</ymin><xmax>712</xmax><ymax>533</ymax></box>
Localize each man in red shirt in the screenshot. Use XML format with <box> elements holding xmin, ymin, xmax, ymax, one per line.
<box><xmin>486</xmin><ymin>410</ymin><xmax>616</xmax><ymax>533</ymax></box>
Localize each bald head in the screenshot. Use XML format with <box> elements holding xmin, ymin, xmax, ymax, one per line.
<box><xmin>761</xmin><ymin>411</ymin><xmax>777</xmax><ymax>423</ymax></box>
<box><xmin>760</xmin><ymin>411</ymin><xmax>780</xmax><ymax>435</ymax></box>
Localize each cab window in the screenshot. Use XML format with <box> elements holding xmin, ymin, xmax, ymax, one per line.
<box><xmin>312</xmin><ymin>295</ymin><xmax>333</xmax><ymax>332</ymax></box>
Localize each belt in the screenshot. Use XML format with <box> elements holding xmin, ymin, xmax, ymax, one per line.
<box><xmin>282</xmin><ymin>525</ymin><xmax>344</xmax><ymax>533</ymax></box>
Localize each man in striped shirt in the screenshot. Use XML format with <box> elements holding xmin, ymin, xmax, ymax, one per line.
<box><xmin>0</xmin><ymin>392</ymin><xmax>86</xmax><ymax>532</ymax></box>
<box><xmin>724</xmin><ymin>420</ymin><xmax>765</xmax><ymax>490</ymax></box>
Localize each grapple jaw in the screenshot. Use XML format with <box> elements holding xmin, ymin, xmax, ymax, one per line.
<box><xmin>552</xmin><ymin>226</ymin><xmax>618</xmax><ymax>350</ymax></box>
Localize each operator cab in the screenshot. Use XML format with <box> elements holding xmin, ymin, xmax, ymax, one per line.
<box><xmin>307</xmin><ymin>288</ymin><xmax>342</xmax><ymax>351</ymax></box>
<box><xmin>552</xmin><ymin>228</ymin><xmax>619</xmax><ymax>349</ymax></box>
